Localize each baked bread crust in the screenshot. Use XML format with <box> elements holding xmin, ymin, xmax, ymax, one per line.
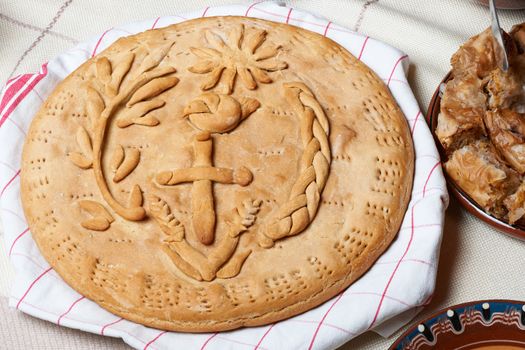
<box><xmin>21</xmin><ymin>16</ymin><xmax>414</xmax><ymax>332</ymax></box>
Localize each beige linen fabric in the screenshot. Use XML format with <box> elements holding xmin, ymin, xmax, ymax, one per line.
<box><xmin>0</xmin><ymin>1</ymin><xmax>524</xmax><ymax>349</ymax></box>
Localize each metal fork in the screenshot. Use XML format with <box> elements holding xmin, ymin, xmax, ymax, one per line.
<box><xmin>489</xmin><ymin>0</ymin><xmax>510</xmax><ymax>71</ymax></box>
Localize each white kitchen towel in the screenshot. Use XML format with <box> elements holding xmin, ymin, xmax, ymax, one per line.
<box><xmin>0</xmin><ymin>2</ymin><xmax>448</xmax><ymax>349</ymax></box>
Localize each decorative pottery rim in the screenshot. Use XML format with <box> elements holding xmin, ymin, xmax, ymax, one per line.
<box><xmin>426</xmin><ymin>72</ymin><xmax>525</xmax><ymax>241</ymax></box>
<box><xmin>476</xmin><ymin>0</ymin><xmax>525</xmax><ymax>9</ymax></box>
<box><xmin>389</xmin><ymin>299</ymin><xmax>525</xmax><ymax>350</ymax></box>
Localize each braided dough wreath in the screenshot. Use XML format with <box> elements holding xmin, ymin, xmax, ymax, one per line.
<box><xmin>21</xmin><ymin>17</ymin><xmax>414</xmax><ymax>332</ymax></box>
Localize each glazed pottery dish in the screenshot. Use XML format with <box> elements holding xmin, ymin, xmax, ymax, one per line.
<box><xmin>477</xmin><ymin>0</ymin><xmax>525</xmax><ymax>9</ymax></box>
<box><xmin>390</xmin><ymin>300</ymin><xmax>525</xmax><ymax>350</ymax></box>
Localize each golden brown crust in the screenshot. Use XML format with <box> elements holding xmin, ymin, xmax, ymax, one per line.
<box><xmin>445</xmin><ymin>140</ymin><xmax>519</xmax><ymax>215</ymax></box>
<box><xmin>435</xmin><ymin>74</ymin><xmax>487</xmax><ymax>152</ymax></box>
<box><xmin>21</xmin><ymin>16</ymin><xmax>413</xmax><ymax>332</ymax></box>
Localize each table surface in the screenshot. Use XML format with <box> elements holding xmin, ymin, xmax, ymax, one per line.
<box><xmin>1</xmin><ymin>1</ymin><xmax>525</xmax><ymax>349</ymax></box>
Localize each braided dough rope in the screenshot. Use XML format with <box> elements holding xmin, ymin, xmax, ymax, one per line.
<box><xmin>259</xmin><ymin>82</ymin><xmax>331</xmax><ymax>248</ymax></box>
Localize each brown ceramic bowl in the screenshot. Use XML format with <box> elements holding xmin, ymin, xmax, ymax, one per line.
<box><xmin>477</xmin><ymin>0</ymin><xmax>525</xmax><ymax>9</ymax></box>
<box><xmin>427</xmin><ymin>73</ymin><xmax>525</xmax><ymax>241</ymax></box>
<box><xmin>389</xmin><ymin>299</ymin><xmax>525</xmax><ymax>349</ymax></box>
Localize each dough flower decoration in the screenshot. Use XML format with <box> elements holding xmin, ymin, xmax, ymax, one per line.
<box><xmin>188</xmin><ymin>24</ymin><xmax>288</xmax><ymax>94</ymax></box>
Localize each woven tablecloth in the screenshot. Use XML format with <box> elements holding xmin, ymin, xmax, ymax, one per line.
<box><xmin>0</xmin><ymin>1</ymin><xmax>525</xmax><ymax>349</ymax></box>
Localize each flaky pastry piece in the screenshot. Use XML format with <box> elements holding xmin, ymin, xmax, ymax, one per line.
<box><xmin>450</xmin><ymin>28</ymin><xmax>497</xmax><ymax>79</ymax></box>
<box><xmin>486</xmin><ymin>64</ymin><xmax>524</xmax><ymax>110</ymax></box>
<box><xmin>485</xmin><ymin>109</ymin><xmax>525</xmax><ymax>174</ymax></box>
<box><xmin>445</xmin><ymin>140</ymin><xmax>520</xmax><ymax>217</ymax></box>
<box><xmin>489</xmin><ymin>23</ymin><xmax>525</xmax><ymax>223</ymax></box>
<box><xmin>436</xmin><ymin>29</ymin><xmax>497</xmax><ymax>154</ymax></box>
<box><xmin>437</xmin><ymin>27</ymin><xmax>524</xmax><ymax>155</ymax></box>
<box><xmin>481</xmin><ymin>25</ymin><xmax>525</xmax><ymax>175</ymax></box>
<box><xmin>512</xmin><ymin>23</ymin><xmax>525</xmax><ymax>53</ymax></box>
<box><xmin>438</xmin><ymin>23</ymin><xmax>525</xmax><ymax>223</ymax></box>
<box><xmin>504</xmin><ymin>182</ymin><xmax>525</xmax><ymax>224</ymax></box>
<box><xmin>436</xmin><ymin>74</ymin><xmax>487</xmax><ymax>152</ymax></box>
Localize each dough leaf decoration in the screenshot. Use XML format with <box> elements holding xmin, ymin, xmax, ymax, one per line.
<box><xmin>107</xmin><ymin>52</ymin><xmax>135</xmax><ymax>96</ymax></box>
<box><xmin>126</xmin><ymin>76</ymin><xmax>179</xmax><ymax>107</ymax></box>
<box><xmin>68</xmin><ymin>152</ymin><xmax>92</xmax><ymax>169</ymax></box>
<box><xmin>79</xmin><ymin>200</ymin><xmax>114</xmax><ymax>231</ymax></box>
<box><xmin>110</xmin><ymin>145</ymin><xmax>125</xmax><ymax>172</ymax></box>
<box><xmin>67</xmin><ymin>126</ymin><xmax>93</xmax><ymax>169</ymax></box>
<box><xmin>116</xmin><ymin>100</ymin><xmax>164</xmax><ymax>128</ymax></box>
<box><xmin>95</xmin><ymin>57</ymin><xmax>112</xmax><ymax>84</ymax></box>
<box><xmin>70</xmin><ymin>41</ymin><xmax>178</xmax><ymax>223</ymax></box>
<box><xmin>128</xmin><ymin>184</ymin><xmax>143</xmax><ymax>208</ymax></box>
<box><xmin>149</xmin><ymin>195</ymin><xmax>260</xmax><ymax>281</ymax></box>
<box><xmin>137</xmin><ymin>41</ymin><xmax>175</xmax><ymax>74</ymax></box>
<box><xmin>230</xmin><ymin>199</ymin><xmax>262</xmax><ymax>238</ymax></box>
<box><xmin>86</xmin><ymin>87</ymin><xmax>105</xmax><ymax>126</ymax></box>
<box><xmin>113</xmin><ymin>148</ymin><xmax>140</xmax><ymax>183</ymax></box>
<box><xmin>148</xmin><ymin>194</ymin><xmax>185</xmax><ymax>242</ymax></box>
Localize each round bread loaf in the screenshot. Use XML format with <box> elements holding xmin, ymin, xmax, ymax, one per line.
<box><xmin>21</xmin><ymin>16</ymin><xmax>414</xmax><ymax>332</ymax></box>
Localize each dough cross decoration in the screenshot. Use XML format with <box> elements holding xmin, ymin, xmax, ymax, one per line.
<box><xmin>156</xmin><ymin>131</ymin><xmax>253</xmax><ymax>245</ymax></box>
<box><xmin>155</xmin><ymin>93</ymin><xmax>259</xmax><ymax>245</ymax></box>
